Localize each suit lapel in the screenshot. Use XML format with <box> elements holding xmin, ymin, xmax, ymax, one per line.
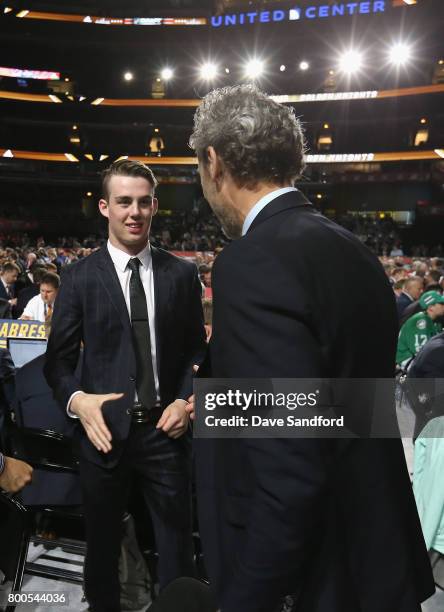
<box><xmin>247</xmin><ymin>189</ymin><xmax>312</xmax><ymax>234</ymax></box>
<box><xmin>151</xmin><ymin>246</ymin><xmax>172</xmax><ymax>367</ymax></box>
<box><xmin>96</xmin><ymin>247</ymin><xmax>131</xmax><ymax>332</ymax></box>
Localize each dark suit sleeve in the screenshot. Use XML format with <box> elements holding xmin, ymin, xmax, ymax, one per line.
<box><xmin>223</xmin><ymin>439</ymin><xmax>334</xmax><ymax>612</ymax></box>
<box><xmin>44</xmin><ymin>265</ymin><xmax>83</xmax><ymax>407</ymax></box>
<box><xmin>174</xmin><ymin>266</ymin><xmax>206</xmax><ymax>401</ymax></box>
<box><xmin>216</xmin><ymin>243</ymin><xmax>335</xmax><ymax>612</ymax></box>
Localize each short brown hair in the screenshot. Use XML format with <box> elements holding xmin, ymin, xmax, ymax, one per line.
<box><xmin>2</xmin><ymin>262</ymin><xmax>20</xmax><ymax>275</ymax></box>
<box><xmin>40</xmin><ymin>272</ymin><xmax>60</xmax><ymax>289</ymax></box>
<box><xmin>101</xmin><ymin>159</ymin><xmax>158</xmax><ymax>199</ymax></box>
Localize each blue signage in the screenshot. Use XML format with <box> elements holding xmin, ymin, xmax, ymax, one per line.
<box><xmin>211</xmin><ymin>1</ymin><xmax>386</xmax><ymax>27</ymax></box>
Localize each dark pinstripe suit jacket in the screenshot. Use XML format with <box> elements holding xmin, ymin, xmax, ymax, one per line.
<box><xmin>44</xmin><ymin>245</ymin><xmax>206</xmax><ymax>467</ymax></box>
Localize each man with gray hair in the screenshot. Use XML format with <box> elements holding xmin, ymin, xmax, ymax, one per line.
<box><xmin>189</xmin><ymin>85</ymin><xmax>433</xmax><ymax>612</ymax></box>
<box><xmin>396</xmin><ymin>275</ymin><xmax>424</xmax><ymax>320</ymax></box>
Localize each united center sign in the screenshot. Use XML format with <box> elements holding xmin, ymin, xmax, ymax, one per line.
<box><xmin>211</xmin><ymin>1</ymin><xmax>386</xmax><ymax>27</ymax></box>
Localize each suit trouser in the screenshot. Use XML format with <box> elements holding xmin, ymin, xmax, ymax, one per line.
<box><xmin>79</xmin><ymin>422</ymin><xmax>194</xmax><ymax>612</ymax></box>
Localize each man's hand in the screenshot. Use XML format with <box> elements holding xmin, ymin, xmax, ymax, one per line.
<box><xmin>9</xmin><ymin>298</ymin><xmax>17</xmax><ymax>307</ymax></box>
<box><xmin>0</xmin><ymin>456</ymin><xmax>33</xmax><ymax>493</ymax></box>
<box><xmin>184</xmin><ymin>364</ymin><xmax>200</xmax><ymax>421</ymax></box>
<box><xmin>156</xmin><ymin>399</ymin><xmax>190</xmax><ymax>438</ymax></box>
<box><xmin>185</xmin><ymin>395</ymin><xmax>195</xmax><ymax>421</ymax></box>
<box><xmin>70</xmin><ymin>392</ymin><xmax>124</xmax><ymax>453</ymax></box>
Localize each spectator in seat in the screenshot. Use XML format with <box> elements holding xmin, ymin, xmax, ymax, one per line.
<box><xmin>397</xmin><ymin>290</ymin><xmax>444</xmax><ymax>369</ymax></box>
<box><xmin>0</xmin><ymin>262</ymin><xmax>20</xmax><ymax>317</ymax></box>
<box><xmin>20</xmin><ymin>272</ymin><xmax>60</xmax><ymax>323</ymax></box>
<box><xmin>16</xmin><ymin>265</ymin><xmax>47</xmax><ymax>318</ymax></box>
<box><xmin>396</xmin><ymin>276</ymin><xmax>424</xmax><ymax>319</ymax></box>
<box><xmin>400</xmin><ymin>283</ymin><xmax>443</xmax><ymax>328</ymax></box>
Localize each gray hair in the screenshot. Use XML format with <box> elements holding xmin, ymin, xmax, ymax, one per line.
<box><xmin>189</xmin><ymin>84</ymin><xmax>306</xmax><ymax>188</ymax></box>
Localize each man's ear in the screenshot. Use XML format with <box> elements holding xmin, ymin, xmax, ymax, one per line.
<box><xmin>206</xmin><ymin>146</ymin><xmax>223</xmax><ymax>182</ymax></box>
<box><xmin>152</xmin><ymin>197</ymin><xmax>159</xmax><ymax>216</ymax></box>
<box><xmin>98</xmin><ymin>199</ymin><xmax>109</xmax><ymax>219</ymax></box>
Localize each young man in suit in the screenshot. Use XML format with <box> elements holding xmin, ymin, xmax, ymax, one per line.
<box><xmin>188</xmin><ymin>85</ymin><xmax>434</xmax><ymax>612</ymax></box>
<box><xmin>45</xmin><ymin>160</ymin><xmax>206</xmax><ymax>612</ymax></box>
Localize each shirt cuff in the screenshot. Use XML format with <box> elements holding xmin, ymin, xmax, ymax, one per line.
<box><xmin>67</xmin><ymin>391</ymin><xmax>83</xmax><ymax>418</ymax></box>
<box><xmin>0</xmin><ymin>453</ymin><xmax>5</xmax><ymax>476</ymax></box>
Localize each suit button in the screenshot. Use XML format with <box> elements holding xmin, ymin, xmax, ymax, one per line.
<box><xmin>129</xmin><ymin>376</ymin><xmax>136</xmax><ymax>382</ymax></box>
<box><xmin>126</xmin><ymin>408</ymin><xmax>131</xmax><ymax>415</ymax></box>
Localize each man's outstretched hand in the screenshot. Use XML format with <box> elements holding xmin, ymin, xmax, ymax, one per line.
<box><xmin>70</xmin><ymin>392</ymin><xmax>124</xmax><ymax>453</ymax></box>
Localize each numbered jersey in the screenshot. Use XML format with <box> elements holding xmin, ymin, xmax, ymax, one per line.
<box><xmin>396</xmin><ymin>311</ymin><xmax>442</xmax><ymax>367</ymax></box>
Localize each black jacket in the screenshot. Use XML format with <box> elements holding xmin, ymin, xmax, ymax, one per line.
<box><xmin>44</xmin><ymin>245</ymin><xmax>206</xmax><ymax>467</ymax></box>
<box><xmin>16</xmin><ymin>284</ymin><xmax>39</xmax><ymax>319</ymax></box>
<box><xmin>195</xmin><ymin>191</ymin><xmax>434</xmax><ymax>612</ymax></box>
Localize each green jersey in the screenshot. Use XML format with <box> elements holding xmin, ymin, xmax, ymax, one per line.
<box><xmin>396</xmin><ymin>312</ymin><xmax>442</xmax><ymax>367</ymax></box>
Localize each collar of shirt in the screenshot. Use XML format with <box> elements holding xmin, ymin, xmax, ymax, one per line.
<box><xmin>241</xmin><ymin>186</ymin><xmax>298</xmax><ymax>237</ymax></box>
<box><xmin>107</xmin><ymin>239</ymin><xmax>152</xmax><ymax>273</ymax></box>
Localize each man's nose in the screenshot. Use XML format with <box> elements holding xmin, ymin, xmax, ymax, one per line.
<box><xmin>128</xmin><ymin>202</ymin><xmax>142</xmax><ymax>216</ymax></box>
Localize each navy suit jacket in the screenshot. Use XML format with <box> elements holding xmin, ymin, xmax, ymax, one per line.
<box><xmin>195</xmin><ymin>191</ymin><xmax>434</xmax><ymax>612</ymax></box>
<box><xmin>0</xmin><ymin>281</ymin><xmax>12</xmax><ymax>302</ymax></box>
<box><xmin>44</xmin><ymin>246</ymin><xmax>206</xmax><ymax>467</ymax></box>
<box><xmin>396</xmin><ymin>291</ymin><xmax>413</xmax><ymax>319</ymax></box>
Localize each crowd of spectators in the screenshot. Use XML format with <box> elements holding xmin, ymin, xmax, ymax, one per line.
<box><xmin>1</xmin><ymin>209</ymin><xmax>443</xmax><ymax>258</ymax></box>
<box><xmin>337</xmin><ymin>213</ymin><xmax>405</xmax><ymax>256</ymax></box>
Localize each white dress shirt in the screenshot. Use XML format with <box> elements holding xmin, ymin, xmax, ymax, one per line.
<box><xmin>22</xmin><ymin>294</ymin><xmax>50</xmax><ymax>322</ymax></box>
<box><xmin>67</xmin><ymin>240</ymin><xmax>160</xmax><ymax>416</ymax></box>
<box><xmin>241</xmin><ymin>186</ymin><xmax>298</xmax><ymax>236</ymax></box>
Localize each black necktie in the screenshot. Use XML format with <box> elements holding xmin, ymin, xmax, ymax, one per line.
<box><xmin>127</xmin><ymin>258</ymin><xmax>157</xmax><ymax>408</ymax></box>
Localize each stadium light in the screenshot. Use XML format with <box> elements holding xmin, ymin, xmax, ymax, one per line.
<box><xmin>244</xmin><ymin>59</ymin><xmax>264</xmax><ymax>79</ymax></box>
<box><xmin>124</xmin><ymin>71</ymin><xmax>133</xmax><ymax>81</ymax></box>
<box><xmin>338</xmin><ymin>50</ymin><xmax>363</xmax><ymax>74</ymax></box>
<box><xmin>388</xmin><ymin>43</ymin><xmax>412</xmax><ymax>66</ymax></box>
<box><xmin>199</xmin><ymin>62</ymin><xmax>218</xmax><ymax>80</ymax></box>
<box><xmin>225</xmin><ymin>67</ymin><xmax>230</xmax><ymax>74</ymax></box>
<box><xmin>280</xmin><ymin>65</ymin><xmax>286</xmax><ymax>72</ymax></box>
<box><xmin>299</xmin><ymin>61</ymin><xmax>309</xmax><ymax>71</ymax></box>
<box><xmin>160</xmin><ymin>67</ymin><xmax>174</xmax><ymax>81</ymax></box>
